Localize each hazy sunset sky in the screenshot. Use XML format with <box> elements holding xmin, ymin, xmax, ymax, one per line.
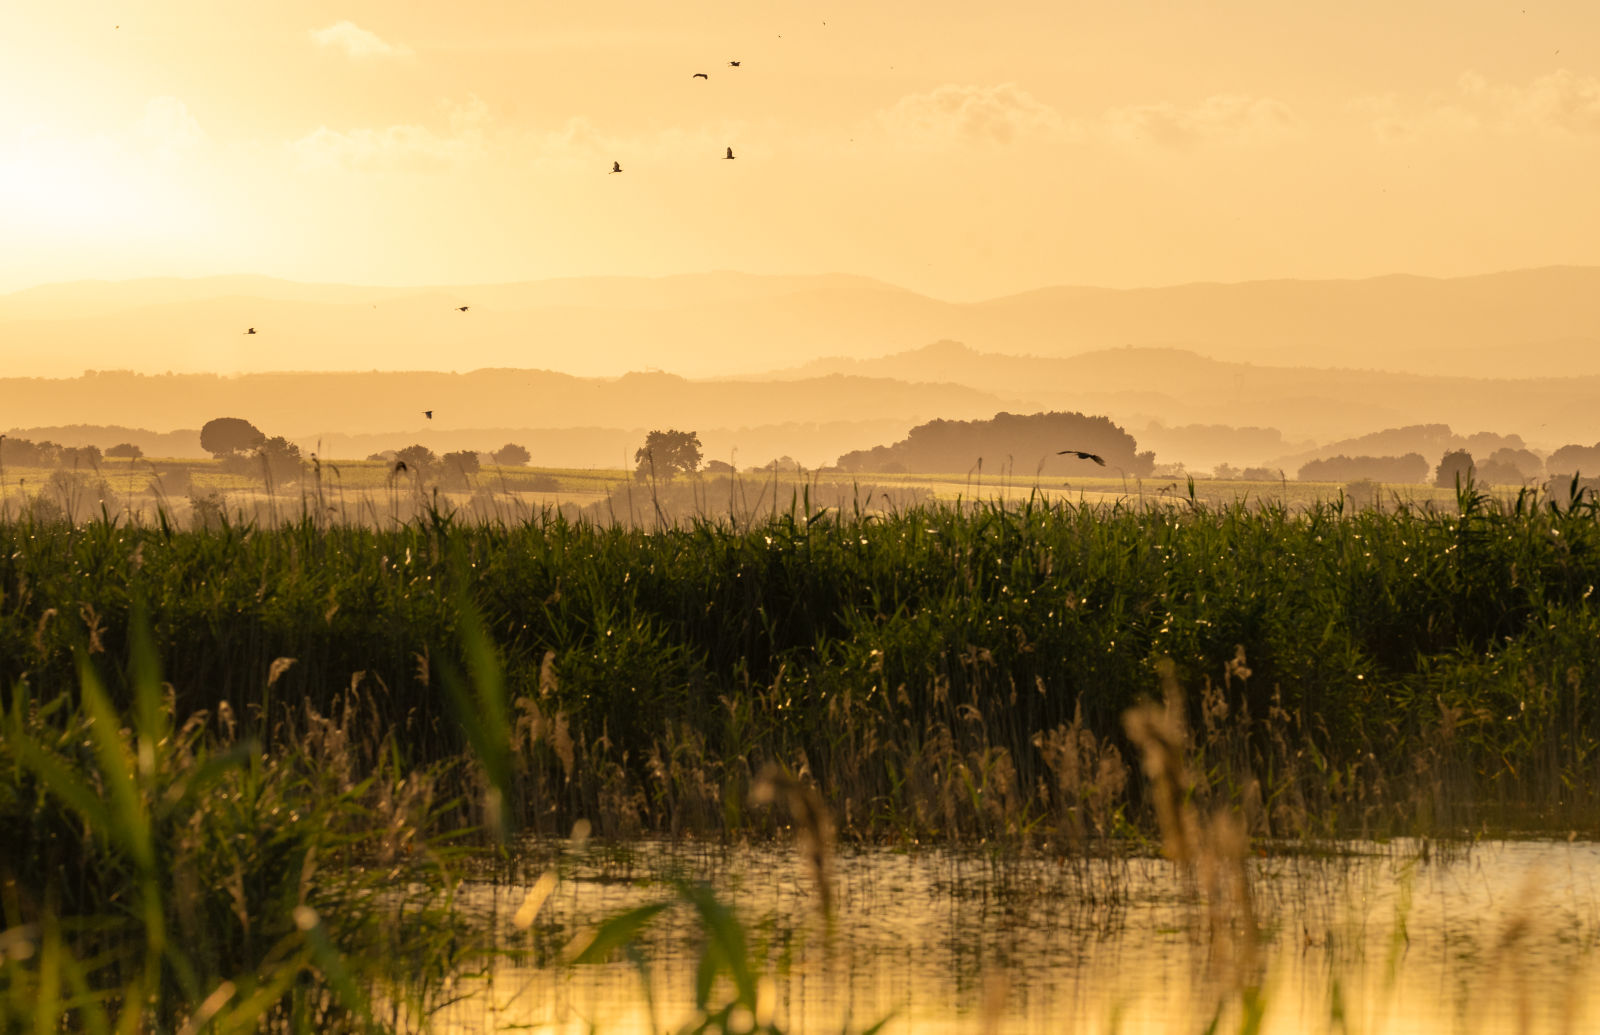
<box><xmin>4</xmin><ymin>1</ymin><xmax>1599</xmax><ymax>301</ymax></box>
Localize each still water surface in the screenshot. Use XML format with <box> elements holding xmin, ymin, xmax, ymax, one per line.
<box><xmin>443</xmin><ymin>838</ymin><xmax>1600</xmax><ymax>1034</ymax></box>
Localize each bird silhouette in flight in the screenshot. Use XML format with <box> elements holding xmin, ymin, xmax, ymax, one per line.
<box><xmin>724</xmin><ymin>147</ymin><xmax>736</xmax><ymax>159</ymax></box>
<box><xmin>424</xmin><ymin>410</ymin><xmax>433</xmax><ymax>419</ymax></box>
<box><xmin>1058</xmin><ymin>449</ymin><xmax>1107</xmax><ymax>466</ymax></box>
<box><xmin>456</xmin><ymin>305</ymin><xmax>469</xmax><ymax>312</ymax></box>
<box><xmin>729</xmin><ymin>60</ymin><xmax>741</xmax><ymax>66</ymax></box>
<box><xmin>244</xmin><ymin>327</ymin><xmax>256</xmax><ymax>334</ymax></box>
<box><xmin>392</xmin><ymin>460</ymin><xmax>408</xmax><ymax>475</ymax></box>
<box><xmin>611</xmin><ymin>161</ymin><xmax>622</xmax><ymax>173</ymax></box>
<box><xmin>692</xmin><ymin>72</ymin><xmax>709</xmax><ymax>79</ymax></box>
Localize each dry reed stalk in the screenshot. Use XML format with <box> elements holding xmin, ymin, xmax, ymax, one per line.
<box><xmin>1033</xmin><ymin>698</ymin><xmax>1130</xmax><ymax>844</ymax></box>
<box><xmin>1122</xmin><ymin>662</ymin><xmax>1199</xmax><ymax>864</ymax></box>
<box><xmin>1125</xmin><ymin>659</ymin><xmax>1262</xmax><ymax>999</ymax></box>
<box><xmin>751</xmin><ymin>763</ymin><xmax>836</xmax><ymax>918</ymax></box>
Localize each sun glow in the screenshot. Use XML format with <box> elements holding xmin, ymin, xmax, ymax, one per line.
<box><xmin>0</xmin><ymin>140</ymin><xmax>135</xmax><ymax>236</ymax></box>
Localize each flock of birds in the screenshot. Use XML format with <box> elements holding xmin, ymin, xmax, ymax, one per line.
<box><xmin>611</xmin><ymin>60</ymin><xmax>743</xmax><ymax>173</ymax></box>
<box><xmin>232</xmin><ymin>39</ymin><xmax>1114</xmax><ymax>466</ymax></box>
<box><xmin>239</xmin><ymin>58</ymin><xmax>752</xmax><ymax>425</ymax></box>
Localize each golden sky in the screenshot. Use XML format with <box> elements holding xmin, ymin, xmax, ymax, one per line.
<box><xmin>3</xmin><ymin>1</ymin><xmax>1599</xmax><ymax>301</ymax></box>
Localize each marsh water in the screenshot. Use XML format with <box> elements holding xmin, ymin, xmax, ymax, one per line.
<box><xmin>441</xmin><ymin>838</ymin><xmax>1600</xmax><ymax>1034</ymax></box>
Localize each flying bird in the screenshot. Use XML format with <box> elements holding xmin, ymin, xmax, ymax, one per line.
<box><xmin>423</xmin><ymin>410</ymin><xmax>433</xmax><ymax>419</ymax></box>
<box><xmin>728</xmin><ymin>60</ymin><xmax>741</xmax><ymax>66</ymax></box>
<box><xmin>1058</xmin><ymin>449</ymin><xmax>1107</xmax><ymax>466</ymax></box>
<box><xmin>724</xmin><ymin>147</ymin><xmax>736</xmax><ymax>159</ymax></box>
<box><xmin>392</xmin><ymin>460</ymin><xmax>408</xmax><ymax>475</ymax></box>
<box><xmin>692</xmin><ymin>72</ymin><xmax>709</xmax><ymax>79</ymax></box>
<box><xmin>610</xmin><ymin>161</ymin><xmax>622</xmax><ymax>173</ymax></box>
<box><xmin>456</xmin><ymin>305</ymin><xmax>469</xmax><ymax>312</ymax></box>
<box><xmin>244</xmin><ymin>327</ymin><xmax>256</xmax><ymax>334</ymax></box>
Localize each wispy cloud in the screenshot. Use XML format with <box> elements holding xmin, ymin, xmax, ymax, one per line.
<box><xmin>1461</xmin><ymin>69</ymin><xmax>1600</xmax><ymax>135</ymax></box>
<box><xmin>1104</xmin><ymin>94</ymin><xmax>1298</xmax><ymax>148</ymax></box>
<box><xmin>289</xmin><ymin>99</ymin><xmax>485</xmax><ymax>171</ymax></box>
<box><xmin>878</xmin><ymin>83</ymin><xmax>1066</xmax><ymax>146</ymax></box>
<box><xmin>1357</xmin><ymin>70</ymin><xmax>1600</xmax><ymax>140</ymax></box>
<box><xmin>290</xmin><ymin>125</ymin><xmax>469</xmax><ymax>171</ymax></box>
<box><xmin>309</xmin><ymin>21</ymin><xmax>412</xmax><ymax>59</ymax></box>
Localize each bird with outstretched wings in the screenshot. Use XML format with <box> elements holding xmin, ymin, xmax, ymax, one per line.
<box><xmin>692</xmin><ymin>72</ymin><xmax>708</xmax><ymax>79</ymax></box>
<box><xmin>1058</xmin><ymin>449</ymin><xmax>1107</xmax><ymax>466</ymax></box>
<box><xmin>423</xmin><ymin>410</ymin><xmax>433</xmax><ymax>419</ymax></box>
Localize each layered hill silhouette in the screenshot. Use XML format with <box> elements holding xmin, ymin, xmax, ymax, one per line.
<box><xmin>0</xmin><ymin>368</ymin><xmax>1007</xmax><ymax>468</ymax></box>
<box><xmin>756</xmin><ymin>340</ymin><xmax>1600</xmax><ymax>454</ymax></box>
<box><xmin>6</xmin><ymin>336</ymin><xmax>1594</xmax><ymax>470</ymax></box>
<box><xmin>7</xmin><ymin>267</ymin><xmax>1600</xmax><ymax>379</ymax></box>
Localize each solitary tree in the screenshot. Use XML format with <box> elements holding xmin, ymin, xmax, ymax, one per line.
<box><xmin>491</xmin><ymin>443</ymin><xmax>531</xmax><ymax>466</ymax></box>
<box><xmin>1433</xmin><ymin>449</ymin><xmax>1476</xmax><ymax>489</ymax></box>
<box><xmin>634</xmin><ymin>429</ymin><xmax>702</xmax><ymax>481</ymax></box>
<box><xmin>200</xmin><ymin>417</ymin><xmax>265</xmax><ymax>457</ymax></box>
<box><xmin>395</xmin><ymin>444</ymin><xmax>438</xmax><ymax>472</ymax></box>
<box><xmin>440</xmin><ymin>449</ymin><xmax>481</xmax><ymax>489</ymax></box>
<box><xmin>442</xmin><ymin>449</ymin><xmax>481</xmax><ymax>476</ymax></box>
<box><xmin>105</xmin><ymin>442</ymin><xmax>143</xmax><ymax>459</ymax></box>
<box><xmin>58</xmin><ymin>445</ymin><xmax>102</xmax><ymax>467</ymax></box>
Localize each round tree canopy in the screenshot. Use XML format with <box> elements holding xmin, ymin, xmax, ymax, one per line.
<box><xmin>200</xmin><ymin>417</ymin><xmax>266</xmax><ymax>457</ymax></box>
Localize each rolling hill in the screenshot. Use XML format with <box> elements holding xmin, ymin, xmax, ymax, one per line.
<box><xmin>6</xmin><ymin>267</ymin><xmax>1600</xmax><ymax>380</ymax></box>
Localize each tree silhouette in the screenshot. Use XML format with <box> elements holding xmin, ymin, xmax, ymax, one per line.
<box><xmin>836</xmin><ymin>411</ymin><xmax>1153</xmax><ymax>476</ymax></box>
<box><xmin>1433</xmin><ymin>449</ymin><xmax>1476</xmax><ymax>489</ymax></box>
<box><xmin>105</xmin><ymin>443</ymin><xmax>143</xmax><ymax>459</ymax></box>
<box><xmin>394</xmin><ymin>444</ymin><xmax>438</xmax><ymax>472</ymax></box>
<box><xmin>200</xmin><ymin>417</ymin><xmax>265</xmax><ymax>457</ymax></box>
<box><xmin>634</xmin><ymin>429</ymin><xmax>702</xmax><ymax>482</ymax></box>
<box><xmin>256</xmin><ymin>436</ymin><xmax>303</xmax><ymax>484</ymax></box>
<box><xmin>440</xmin><ymin>449</ymin><xmax>481</xmax><ymax>489</ymax></box>
<box><xmin>1548</xmin><ymin>443</ymin><xmax>1600</xmax><ymax>479</ymax></box>
<box><xmin>1297</xmin><ymin>453</ymin><xmax>1427</xmax><ymax>483</ymax></box>
<box><xmin>491</xmin><ymin>443</ymin><xmax>531</xmax><ymax>466</ymax></box>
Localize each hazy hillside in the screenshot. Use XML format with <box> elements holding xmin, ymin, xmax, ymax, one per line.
<box><xmin>761</xmin><ymin>341</ymin><xmax>1600</xmax><ymax>449</ymax></box>
<box><xmin>1266</xmin><ymin>425</ymin><xmax>1533</xmax><ymax>477</ymax></box>
<box><xmin>0</xmin><ymin>273</ymin><xmax>939</xmax><ymax>378</ymax></box>
<box><xmin>963</xmin><ymin>267</ymin><xmax>1600</xmax><ymax>375</ymax></box>
<box><xmin>7</xmin><ymin>267</ymin><xmax>1600</xmax><ymax>380</ymax></box>
<box><xmin>0</xmin><ymin>367</ymin><xmax>1004</xmax><ymax>468</ymax></box>
<box><xmin>0</xmin><ymin>368</ymin><xmax>1004</xmax><ymax>433</ymax></box>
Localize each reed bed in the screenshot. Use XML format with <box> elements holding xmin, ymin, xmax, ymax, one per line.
<box><xmin>3</xmin><ymin>480</ymin><xmax>1600</xmax><ymax>847</ymax></box>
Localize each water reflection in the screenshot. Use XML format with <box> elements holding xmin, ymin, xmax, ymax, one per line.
<box><xmin>443</xmin><ymin>839</ymin><xmax>1600</xmax><ymax>1033</ymax></box>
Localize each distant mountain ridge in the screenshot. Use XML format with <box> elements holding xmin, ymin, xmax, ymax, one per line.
<box><xmin>5</xmin><ymin>266</ymin><xmax>1600</xmax><ymax>380</ymax></box>
<box><xmin>749</xmin><ymin>340</ymin><xmax>1600</xmax><ymax>452</ymax></box>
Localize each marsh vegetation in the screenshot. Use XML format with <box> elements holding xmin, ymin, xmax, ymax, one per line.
<box><xmin>5</xmin><ymin>479</ymin><xmax>1600</xmax><ymax>1031</ymax></box>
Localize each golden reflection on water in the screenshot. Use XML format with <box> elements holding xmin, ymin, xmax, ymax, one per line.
<box><xmin>441</xmin><ymin>839</ymin><xmax>1600</xmax><ymax>1034</ymax></box>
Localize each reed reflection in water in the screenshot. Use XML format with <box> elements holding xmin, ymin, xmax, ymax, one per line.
<box><xmin>441</xmin><ymin>838</ymin><xmax>1600</xmax><ymax>1034</ymax></box>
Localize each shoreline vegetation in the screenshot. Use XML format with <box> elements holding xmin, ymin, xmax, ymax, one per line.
<box><xmin>5</xmin><ymin>477</ymin><xmax>1600</xmax><ymax>1029</ymax></box>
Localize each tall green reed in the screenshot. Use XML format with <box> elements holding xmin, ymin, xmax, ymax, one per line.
<box><xmin>0</xmin><ymin>614</ymin><xmax>471</xmax><ymax>1032</ymax></box>
<box><xmin>5</xmin><ymin>485</ymin><xmax>1600</xmax><ymax>845</ymax></box>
